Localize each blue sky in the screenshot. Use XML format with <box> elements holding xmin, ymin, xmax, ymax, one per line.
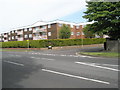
<box><xmin>0</xmin><ymin>0</ymin><xmax>87</xmax><ymax>33</ymax></box>
<box><xmin>60</xmin><ymin>9</ymin><xmax>87</xmax><ymax>23</ymax></box>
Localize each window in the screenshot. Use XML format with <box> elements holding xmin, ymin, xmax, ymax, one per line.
<box><xmin>71</xmin><ymin>32</ymin><xmax>74</xmax><ymax>35</ymax></box>
<box><xmin>24</xmin><ymin>28</ymin><xmax>27</xmax><ymax>31</ymax></box>
<box><xmin>12</xmin><ymin>36</ymin><xmax>14</xmax><ymax>39</ymax></box>
<box><xmin>48</xmin><ymin>24</ymin><xmax>51</xmax><ymax>28</ymax></box>
<box><xmin>76</xmin><ymin>25</ymin><xmax>79</xmax><ymax>29</ymax></box>
<box><xmin>35</xmin><ymin>27</ymin><xmax>40</xmax><ymax>31</ymax></box>
<box><xmin>15</xmin><ymin>30</ymin><xmax>17</xmax><ymax>33</ymax></box>
<box><xmin>24</xmin><ymin>35</ymin><xmax>28</xmax><ymax>38</ymax></box>
<box><xmin>59</xmin><ymin>24</ymin><xmax>62</xmax><ymax>27</ymax></box>
<box><xmin>42</xmin><ymin>32</ymin><xmax>47</xmax><ymax>35</ymax></box>
<box><xmin>77</xmin><ymin>32</ymin><xmax>80</xmax><ymax>36</ymax></box>
<box><xmin>9</xmin><ymin>37</ymin><xmax>11</xmax><ymax>40</ymax></box>
<box><xmin>15</xmin><ymin>36</ymin><xmax>18</xmax><ymax>39</ymax></box>
<box><xmin>29</xmin><ymin>28</ymin><xmax>32</xmax><ymax>31</ymax></box>
<box><xmin>20</xmin><ymin>35</ymin><xmax>23</xmax><ymax>38</ymax></box>
<box><xmin>82</xmin><ymin>25</ymin><xmax>86</xmax><ymax>28</ymax></box>
<box><xmin>48</xmin><ymin>32</ymin><xmax>51</xmax><ymax>36</ymax></box>
<box><xmin>42</xmin><ymin>26</ymin><xmax>47</xmax><ymax>29</ymax></box>
<box><xmin>82</xmin><ymin>32</ymin><xmax>84</xmax><ymax>35</ymax></box>
<box><xmin>12</xmin><ymin>31</ymin><xmax>14</xmax><ymax>33</ymax></box>
<box><xmin>70</xmin><ymin>24</ymin><xmax>74</xmax><ymax>28</ymax></box>
<box><xmin>29</xmin><ymin>34</ymin><xmax>32</xmax><ymax>38</ymax></box>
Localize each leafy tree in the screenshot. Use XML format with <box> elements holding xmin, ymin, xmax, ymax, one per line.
<box><xmin>83</xmin><ymin>1</ymin><xmax>120</xmax><ymax>39</ymax></box>
<box><xmin>83</xmin><ymin>25</ymin><xmax>95</xmax><ymax>38</ymax></box>
<box><xmin>59</xmin><ymin>24</ymin><xmax>71</xmax><ymax>39</ymax></box>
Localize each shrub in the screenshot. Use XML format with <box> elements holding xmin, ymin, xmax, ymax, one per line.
<box><xmin>1</xmin><ymin>38</ymin><xmax>106</xmax><ymax>48</ymax></box>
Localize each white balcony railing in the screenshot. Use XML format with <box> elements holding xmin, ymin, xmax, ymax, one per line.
<box><xmin>4</xmin><ymin>35</ymin><xmax>8</xmax><ymax>37</ymax></box>
<box><xmin>17</xmin><ymin>31</ymin><xmax>23</xmax><ymax>35</ymax></box>
<box><xmin>4</xmin><ymin>40</ymin><xmax>8</xmax><ymax>42</ymax></box>
<box><xmin>17</xmin><ymin>38</ymin><xmax>23</xmax><ymax>41</ymax></box>
<box><xmin>33</xmin><ymin>28</ymin><xmax>47</xmax><ymax>33</ymax></box>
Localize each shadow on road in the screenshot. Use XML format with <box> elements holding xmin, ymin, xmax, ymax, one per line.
<box><xmin>2</xmin><ymin>56</ymin><xmax>44</xmax><ymax>88</ymax></box>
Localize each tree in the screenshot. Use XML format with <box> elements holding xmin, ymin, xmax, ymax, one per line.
<box><xmin>83</xmin><ymin>1</ymin><xmax>120</xmax><ymax>39</ymax></box>
<box><xmin>59</xmin><ymin>24</ymin><xmax>71</xmax><ymax>39</ymax></box>
<box><xmin>83</xmin><ymin>24</ymin><xmax>95</xmax><ymax>38</ymax></box>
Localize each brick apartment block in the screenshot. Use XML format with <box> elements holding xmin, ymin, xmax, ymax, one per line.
<box><xmin>0</xmin><ymin>20</ymin><xmax>94</xmax><ymax>42</ymax></box>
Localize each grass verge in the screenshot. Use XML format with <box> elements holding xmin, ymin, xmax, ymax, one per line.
<box><xmin>79</xmin><ymin>52</ymin><xmax>119</xmax><ymax>58</ymax></box>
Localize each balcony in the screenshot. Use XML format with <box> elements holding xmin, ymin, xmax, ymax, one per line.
<box><xmin>4</xmin><ymin>40</ymin><xmax>8</xmax><ymax>42</ymax></box>
<box><xmin>17</xmin><ymin>31</ymin><xmax>23</xmax><ymax>35</ymax></box>
<box><xmin>4</xmin><ymin>35</ymin><xmax>8</xmax><ymax>37</ymax></box>
<box><xmin>18</xmin><ymin>38</ymin><xmax>23</xmax><ymax>41</ymax></box>
<box><xmin>33</xmin><ymin>28</ymin><xmax>47</xmax><ymax>33</ymax></box>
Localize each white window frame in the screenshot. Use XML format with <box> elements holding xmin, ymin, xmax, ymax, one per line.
<box><xmin>42</xmin><ymin>32</ymin><xmax>47</xmax><ymax>36</ymax></box>
<box><xmin>77</xmin><ymin>32</ymin><xmax>80</xmax><ymax>36</ymax></box>
<box><xmin>12</xmin><ymin>36</ymin><xmax>14</xmax><ymax>39</ymax></box>
<box><xmin>29</xmin><ymin>34</ymin><xmax>32</xmax><ymax>38</ymax></box>
<box><xmin>71</xmin><ymin>32</ymin><xmax>74</xmax><ymax>35</ymax></box>
<box><xmin>12</xmin><ymin>31</ymin><xmax>14</xmax><ymax>33</ymax></box>
<box><xmin>24</xmin><ymin>35</ymin><xmax>28</xmax><ymax>38</ymax></box>
<box><xmin>82</xmin><ymin>25</ymin><xmax>86</xmax><ymax>28</ymax></box>
<box><xmin>15</xmin><ymin>30</ymin><xmax>17</xmax><ymax>33</ymax></box>
<box><xmin>15</xmin><ymin>36</ymin><xmax>18</xmax><ymax>39</ymax></box>
<box><xmin>59</xmin><ymin>24</ymin><xmax>62</xmax><ymax>27</ymax></box>
<box><xmin>8</xmin><ymin>37</ymin><xmax>11</xmax><ymax>40</ymax></box>
<box><xmin>42</xmin><ymin>26</ymin><xmax>47</xmax><ymax>29</ymax></box>
<box><xmin>29</xmin><ymin>28</ymin><xmax>32</xmax><ymax>31</ymax></box>
<box><xmin>70</xmin><ymin>24</ymin><xmax>74</xmax><ymax>28</ymax></box>
<box><xmin>35</xmin><ymin>27</ymin><xmax>40</xmax><ymax>31</ymax></box>
<box><xmin>76</xmin><ymin>25</ymin><xmax>79</xmax><ymax>29</ymax></box>
<box><xmin>48</xmin><ymin>24</ymin><xmax>51</xmax><ymax>28</ymax></box>
<box><xmin>24</xmin><ymin>28</ymin><xmax>28</xmax><ymax>31</ymax></box>
<box><xmin>48</xmin><ymin>32</ymin><xmax>51</xmax><ymax>36</ymax></box>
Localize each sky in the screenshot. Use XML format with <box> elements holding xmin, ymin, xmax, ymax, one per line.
<box><xmin>0</xmin><ymin>0</ymin><xmax>88</xmax><ymax>33</ymax></box>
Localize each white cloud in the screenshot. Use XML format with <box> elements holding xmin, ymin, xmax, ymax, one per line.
<box><xmin>0</xmin><ymin>0</ymin><xmax>87</xmax><ymax>33</ymax></box>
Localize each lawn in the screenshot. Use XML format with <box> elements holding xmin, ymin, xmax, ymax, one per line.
<box><xmin>80</xmin><ymin>52</ymin><xmax>119</xmax><ymax>58</ymax></box>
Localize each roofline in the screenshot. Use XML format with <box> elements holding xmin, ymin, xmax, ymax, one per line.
<box><xmin>1</xmin><ymin>20</ymin><xmax>94</xmax><ymax>34</ymax></box>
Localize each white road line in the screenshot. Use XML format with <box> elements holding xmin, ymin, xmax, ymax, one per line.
<box><xmin>30</xmin><ymin>57</ymin><xmax>54</xmax><ymax>61</ymax></box>
<box><xmin>41</xmin><ymin>58</ymin><xmax>55</xmax><ymax>61</ymax></box>
<box><xmin>4</xmin><ymin>60</ymin><xmax>24</xmax><ymax>66</ymax></box>
<box><xmin>91</xmin><ymin>63</ymin><xmax>119</xmax><ymax>67</ymax></box>
<box><xmin>75</xmin><ymin>62</ymin><xmax>119</xmax><ymax>72</ymax></box>
<box><xmin>42</xmin><ymin>69</ymin><xmax>110</xmax><ymax>85</ymax></box>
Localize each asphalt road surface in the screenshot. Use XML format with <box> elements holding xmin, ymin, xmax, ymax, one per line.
<box><xmin>2</xmin><ymin>47</ymin><xmax>119</xmax><ymax>88</ymax></box>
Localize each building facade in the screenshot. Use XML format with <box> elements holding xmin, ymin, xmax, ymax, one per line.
<box><xmin>0</xmin><ymin>20</ymin><xmax>93</xmax><ymax>42</ymax></box>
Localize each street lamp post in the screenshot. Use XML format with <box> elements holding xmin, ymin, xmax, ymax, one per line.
<box><xmin>81</xmin><ymin>32</ymin><xmax>84</xmax><ymax>48</ymax></box>
<box><xmin>27</xmin><ymin>40</ymin><xmax>29</xmax><ymax>51</ymax></box>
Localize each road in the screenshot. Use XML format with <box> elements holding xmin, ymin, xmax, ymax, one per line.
<box><xmin>2</xmin><ymin>47</ymin><xmax>119</xmax><ymax>88</ymax></box>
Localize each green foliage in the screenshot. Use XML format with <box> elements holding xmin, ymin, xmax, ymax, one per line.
<box><xmin>0</xmin><ymin>38</ymin><xmax>105</xmax><ymax>48</ymax></box>
<box><xmin>59</xmin><ymin>24</ymin><xmax>71</xmax><ymax>39</ymax></box>
<box><xmin>83</xmin><ymin>1</ymin><xmax>120</xmax><ymax>39</ymax></box>
<box><xmin>83</xmin><ymin>25</ymin><xmax>95</xmax><ymax>38</ymax></box>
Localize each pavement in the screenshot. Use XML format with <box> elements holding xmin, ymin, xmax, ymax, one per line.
<box><xmin>1</xmin><ymin>45</ymin><xmax>119</xmax><ymax>88</ymax></box>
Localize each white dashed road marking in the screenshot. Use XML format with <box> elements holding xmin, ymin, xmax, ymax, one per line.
<box><xmin>75</xmin><ymin>62</ymin><xmax>119</xmax><ymax>72</ymax></box>
<box><xmin>30</xmin><ymin>57</ymin><xmax>55</xmax><ymax>61</ymax></box>
<box><xmin>4</xmin><ymin>60</ymin><xmax>24</xmax><ymax>66</ymax></box>
<box><xmin>29</xmin><ymin>52</ymin><xmax>94</xmax><ymax>58</ymax></box>
<box><xmin>42</xmin><ymin>69</ymin><xmax>110</xmax><ymax>85</ymax></box>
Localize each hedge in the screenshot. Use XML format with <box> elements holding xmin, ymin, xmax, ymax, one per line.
<box><xmin>0</xmin><ymin>38</ymin><xmax>106</xmax><ymax>48</ymax></box>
